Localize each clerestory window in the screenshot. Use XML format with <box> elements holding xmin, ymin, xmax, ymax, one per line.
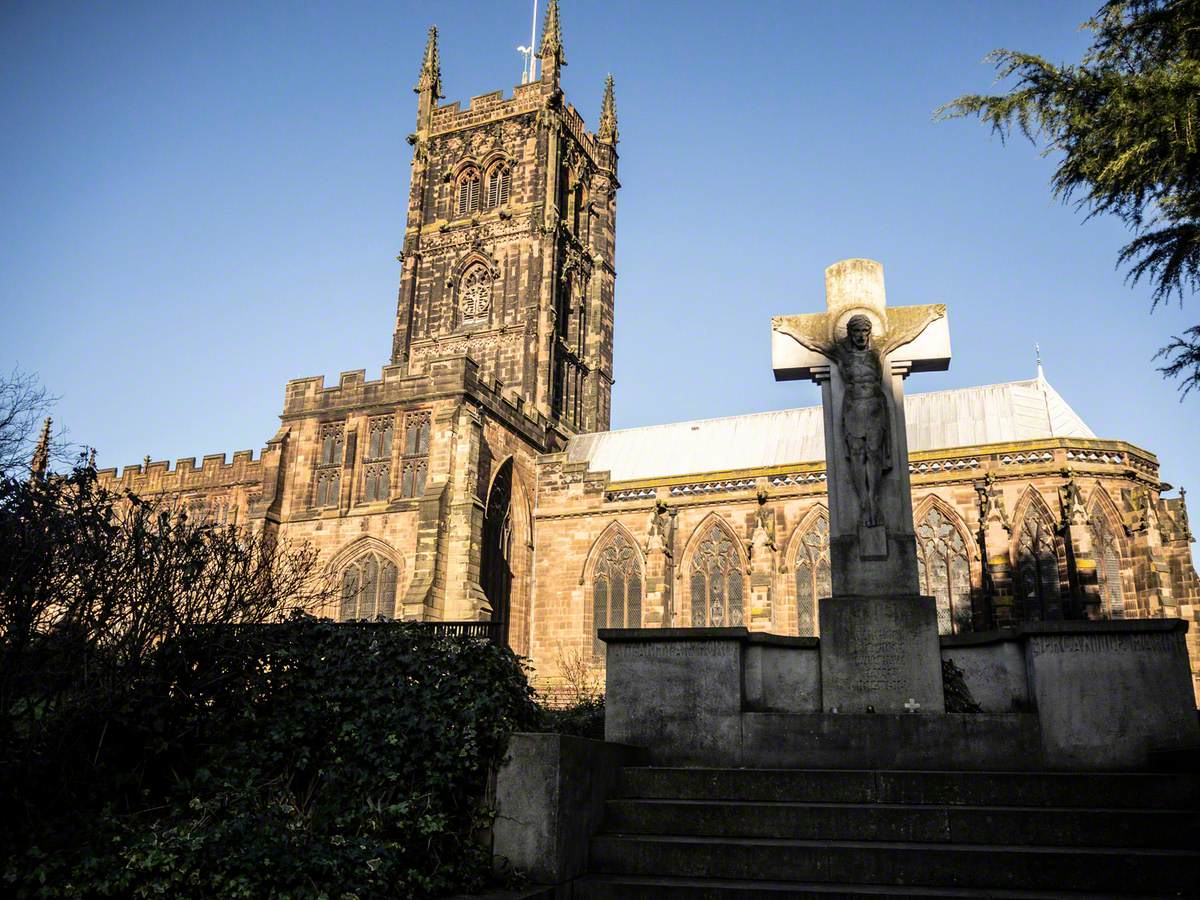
<box><xmin>401</xmin><ymin>411</ymin><xmax>431</xmax><ymax>499</ymax></box>
<box><xmin>314</xmin><ymin>423</ymin><xmax>345</xmax><ymax>508</ymax></box>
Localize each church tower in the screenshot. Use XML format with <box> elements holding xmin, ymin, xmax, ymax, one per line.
<box><xmin>391</xmin><ymin>3</ymin><xmax>619</xmax><ymax>435</ymax></box>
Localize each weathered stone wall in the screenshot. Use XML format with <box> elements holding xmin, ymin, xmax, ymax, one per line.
<box><xmin>530</xmin><ymin>438</ymin><xmax>1200</xmax><ymax>701</ymax></box>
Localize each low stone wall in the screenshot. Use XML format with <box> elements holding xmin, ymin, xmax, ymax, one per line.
<box><xmin>943</xmin><ymin>620</ymin><xmax>1199</xmax><ymax>768</ymax></box>
<box><xmin>492</xmin><ymin>733</ymin><xmax>642</xmax><ymax>887</ymax></box>
<box><xmin>603</xmin><ymin>620</ymin><xmax>1199</xmax><ymax>770</ymax></box>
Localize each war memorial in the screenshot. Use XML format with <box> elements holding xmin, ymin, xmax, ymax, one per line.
<box><xmin>495</xmin><ymin>259</ymin><xmax>1200</xmax><ymax>897</ymax></box>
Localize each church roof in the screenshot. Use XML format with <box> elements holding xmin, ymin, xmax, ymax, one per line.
<box><xmin>564</xmin><ymin>375</ymin><xmax>1096</xmax><ymax>483</ymax></box>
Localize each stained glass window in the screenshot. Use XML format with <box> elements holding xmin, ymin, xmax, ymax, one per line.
<box><xmin>1015</xmin><ymin>509</ymin><xmax>1061</xmax><ymax>621</ymax></box>
<box><xmin>915</xmin><ymin>506</ymin><xmax>973</xmax><ymax>634</ymax></box>
<box><xmin>315</xmin><ymin>470</ymin><xmax>341</xmax><ymax>508</ymax></box>
<box><xmin>401</xmin><ymin>411</ymin><xmax>431</xmax><ymax>499</ymax></box>
<box><xmin>793</xmin><ymin>517</ymin><xmax>830</xmax><ymax>636</ymax></box>
<box><xmin>1090</xmin><ymin>512</ymin><xmax>1125</xmax><ymax>618</ymax></box>
<box><xmin>689</xmin><ymin>523</ymin><xmax>744</xmax><ymax>628</ymax></box>
<box><xmin>367</xmin><ymin>417</ymin><xmax>393</xmax><ymax>460</ymax></box>
<box><xmin>592</xmin><ymin>531</ymin><xmax>642</xmax><ymax>656</ymax></box>
<box><xmin>339</xmin><ymin>552</ymin><xmax>399</xmax><ymax>620</ymax></box>
<box><xmin>319</xmin><ymin>424</ymin><xmax>344</xmax><ymax>466</ymax></box>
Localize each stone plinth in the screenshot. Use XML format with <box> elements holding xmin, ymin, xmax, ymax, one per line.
<box><xmin>492</xmin><ymin>733</ymin><xmax>642</xmax><ymax>885</ymax></box>
<box><xmin>602</xmin><ymin>627</ymin><xmax>745</xmax><ymax>767</ymax></box>
<box><xmin>818</xmin><ymin>593</ymin><xmax>944</xmax><ymax>714</ymax></box>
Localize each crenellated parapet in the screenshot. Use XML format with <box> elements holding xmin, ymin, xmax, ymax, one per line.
<box><xmin>282</xmin><ymin>356</ymin><xmax>557</xmax><ymax>444</ymax></box>
<box><xmin>96</xmin><ymin>448</ymin><xmax>264</xmax><ymax>494</ymax></box>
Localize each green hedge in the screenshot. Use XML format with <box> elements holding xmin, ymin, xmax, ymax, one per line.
<box><xmin>3</xmin><ymin>617</ymin><xmax>538</xmax><ymax>899</ymax></box>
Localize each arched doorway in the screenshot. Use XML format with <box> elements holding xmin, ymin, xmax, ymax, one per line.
<box><xmin>480</xmin><ymin>458</ymin><xmax>513</xmax><ymax>643</ymax></box>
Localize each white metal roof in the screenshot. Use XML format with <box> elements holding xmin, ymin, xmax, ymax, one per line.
<box><xmin>565</xmin><ymin>375</ymin><xmax>1095</xmax><ymax>483</ymax></box>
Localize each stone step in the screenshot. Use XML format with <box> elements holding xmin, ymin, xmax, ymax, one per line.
<box><xmin>616</xmin><ymin>767</ymin><xmax>1200</xmax><ymax>809</ymax></box>
<box><xmin>603</xmin><ymin>798</ymin><xmax>1199</xmax><ymax>848</ymax></box>
<box><xmin>587</xmin><ymin>834</ymin><xmax>1200</xmax><ymax>894</ymax></box>
<box><xmin>572</xmin><ymin>874</ymin><xmax>1180</xmax><ymax>899</ymax></box>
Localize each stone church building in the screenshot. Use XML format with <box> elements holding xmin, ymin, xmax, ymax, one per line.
<box><xmin>95</xmin><ymin>5</ymin><xmax>1200</xmax><ymax>698</ymax></box>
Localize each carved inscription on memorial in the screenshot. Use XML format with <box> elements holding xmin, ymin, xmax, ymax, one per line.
<box><xmin>1029</xmin><ymin>633</ymin><xmax>1176</xmax><ymax>656</ymax></box>
<box><xmin>612</xmin><ymin>642</ymin><xmax>737</xmax><ymax>659</ymax></box>
<box><xmin>850</xmin><ymin>636</ymin><xmax>906</xmax><ymax>695</ymax></box>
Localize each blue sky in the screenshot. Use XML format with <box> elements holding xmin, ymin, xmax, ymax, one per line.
<box><xmin>2</xmin><ymin>1</ymin><xmax>1196</xmax><ymax>516</ymax></box>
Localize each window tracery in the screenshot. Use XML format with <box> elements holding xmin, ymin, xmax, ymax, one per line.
<box><xmin>401</xmin><ymin>411</ymin><xmax>430</xmax><ymax>499</ymax></box>
<box><xmin>689</xmin><ymin>523</ymin><xmax>744</xmax><ymax>628</ymax></box>
<box><xmin>314</xmin><ymin>423</ymin><xmax>344</xmax><ymax>508</ymax></box>
<box><xmin>793</xmin><ymin>517</ymin><xmax>830</xmax><ymax>636</ymax></box>
<box><xmin>339</xmin><ymin>551</ymin><xmax>398</xmax><ymax>620</ymax></box>
<box><xmin>1090</xmin><ymin>511</ymin><xmax>1126</xmax><ymax>618</ymax></box>
<box><xmin>459</xmin><ymin>265</ymin><xmax>492</xmax><ymax>325</ymax></box>
<box><xmin>591</xmin><ymin>530</ymin><xmax>642</xmax><ymax>656</ymax></box>
<box><xmin>1015</xmin><ymin>506</ymin><xmax>1061</xmax><ymax>621</ymax></box>
<box><xmin>362</xmin><ymin>417</ymin><xmax>394</xmax><ymax>503</ymax></box>
<box><xmin>915</xmin><ymin>506</ymin><xmax>972</xmax><ymax>634</ymax></box>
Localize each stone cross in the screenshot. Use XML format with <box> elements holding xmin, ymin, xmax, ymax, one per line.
<box><xmin>772</xmin><ymin>259</ymin><xmax>950</xmax><ymax>597</ymax></box>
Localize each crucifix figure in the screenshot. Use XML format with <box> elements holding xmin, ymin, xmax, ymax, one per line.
<box><xmin>772</xmin><ymin>259</ymin><xmax>950</xmax><ymax>597</ymax></box>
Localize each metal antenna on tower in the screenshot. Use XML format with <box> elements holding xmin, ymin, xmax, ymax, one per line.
<box><xmin>517</xmin><ymin>0</ymin><xmax>538</xmax><ymax>83</ymax></box>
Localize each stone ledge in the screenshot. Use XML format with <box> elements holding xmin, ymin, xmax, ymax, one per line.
<box><xmin>941</xmin><ymin>617</ymin><xmax>1189</xmax><ymax>649</ymax></box>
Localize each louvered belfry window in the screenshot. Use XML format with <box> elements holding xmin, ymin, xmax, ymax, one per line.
<box><xmin>456</xmin><ymin>169</ymin><xmax>481</xmax><ymax>217</ymax></box>
<box><xmin>487</xmin><ymin>163</ymin><xmax>511</xmax><ymax>208</ymax></box>
<box><xmin>339</xmin><ymin>552</ymin><xmax>398</xmax><ymax>620</ymax></box>
<box><xmin>591</xmin><ymin>531</ymin><xmax>643</xmax><ymax>656</ymax></box>
<box><xmin>689</xmin><ymin>524</ymin><xmax>744</xmax><ymax>628</ymax></box>
<box><xmin>793</xmin><ymin>517</ymin><xmax>830</xmax><ymax>637</ymax></box>
<box><xmin>915</xmin><ymin>507</ymin><xmax>973</xmax><ymax>634</ymax></box>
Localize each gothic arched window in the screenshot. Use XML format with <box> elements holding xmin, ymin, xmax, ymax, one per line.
<box><xmin>486</xmin><ymin>163</ymin><xmax>511</xmax><ymax>208</ymax></box>
<box><xmin>591</xmin><ymin>531</ymin><xmax>643</xmax><ymax>656</ymax></box>
<box><xmin>915</xmin><ymin>506</ymin><xmax>973</xmax><ymax>634</ymax></box>
<box><xmin>456</xmin><ymin>168</ymin><xmax>481</xmax><ymax>217</ymax></box>
<box><xmin>689</xmin><ymin>523</ymin><xmax>744</xmax><ymax>628</ymax></box>
<box><xmin>1090</xmin><ymin>512</ymin><xmax>1126</xmax><ymax>618</ymax></box>
<box><xmin>1015</xmin><ymin>509</ymin><xmax>1061</xmax><ymax>621</ymax></box>
<box><xmin>339</xmin><ymin>552</ymin><xmax>398</xmax><ymax>621</ymax></box>
<box><xmin>793</xmin><ymin>517</ymin><xmax>830</xmax><ymax>636</ymax></box>
<box><xmin>459</xmin><ymin>265</ymin><xmax>492</xmax><ymax>326</ymax></box>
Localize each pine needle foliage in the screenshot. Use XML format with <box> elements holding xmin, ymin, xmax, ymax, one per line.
<box><xmin>937</xmin><ymin>0</ymin><xmax>1200</xmax><ymax>394</ymax></box>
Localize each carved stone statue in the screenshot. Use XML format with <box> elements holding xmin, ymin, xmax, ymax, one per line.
<box><xmin>647</xmin><ymin>499</ymin><xmax>673</xmax><ymax>557</ymax></box>
<box><xmin>1059</xmin><ymin>468</ymin><xmax>1088</xmax><ymax>526</ymax></box>
<box><xmin>776</xmin><ymin>306</ymin><xmax>943</xmax><ymax>532</ymax></box>
<box><xmin>831</xmin><ymin>315</ymin><xmax>891</xmax><ymax>528</ymax></box>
